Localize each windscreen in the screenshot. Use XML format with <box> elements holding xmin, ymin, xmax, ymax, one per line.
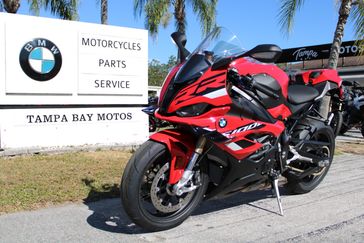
<box><xmin>173</xmin><ymin>27</ymin><xmax>245</xmax><ymax>84</ymax></box>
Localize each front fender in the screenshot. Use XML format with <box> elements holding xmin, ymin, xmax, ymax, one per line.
<box><xmin>150</xmin><ymin>129</ymin><xmax>196</xmax><ymax>184</ymax></box>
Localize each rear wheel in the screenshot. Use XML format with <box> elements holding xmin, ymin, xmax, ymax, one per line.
<box><xmin>121</xmin><ymin>140</ymin><xmax>208</xmax><ymax>231</ymax></box>
<box><xmin>286</xmin><ymin>125</ymin><xmax>335</xmax><ymax>194</ymax></box>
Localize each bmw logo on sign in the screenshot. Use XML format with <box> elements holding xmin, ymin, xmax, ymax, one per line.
<box><xmin>19</xmin><ymin>38</ymin><xmax>62</xmax><ymax>81</ymax></box>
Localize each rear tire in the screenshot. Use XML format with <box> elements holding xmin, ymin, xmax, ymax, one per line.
<box><xmin>121</xmin><ymin>140</ymin><xmax>208</xmax><ymax>231</ymax></box>
<box><xmin>286</xmin><ymin>124</ymin><xmax>335</xmax><ymax>194</ymax></box>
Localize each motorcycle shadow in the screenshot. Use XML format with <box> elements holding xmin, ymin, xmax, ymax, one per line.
<box><xmin>84</xmin><ymin>185</ymin><xmax>290</xmax><ymax>235</ymax></box>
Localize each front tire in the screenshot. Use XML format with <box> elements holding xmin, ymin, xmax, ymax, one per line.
<box><xmin>121</xmin><ymin>140</ymin><xmax>208</xmax><ymax>231</ymax></box>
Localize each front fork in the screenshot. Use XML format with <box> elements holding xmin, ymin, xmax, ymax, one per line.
<box><xmin>172</xmin><ymin>137</ymin><xmax>207</xmax><ymax>196</ymax></box>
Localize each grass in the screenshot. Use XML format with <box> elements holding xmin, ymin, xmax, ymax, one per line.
<box><xmin>336</xmin><ymin>142</ymin><xmax>364</xmax><ymax>155</ymax></box>
<box><xmin>0</xmin><ymin>142</ymin><xmax>363</xmax><ymax>215</ymax></box>
<box><xmin>0</xmin><ymin>149</ymin><xmax>132</xmax><ymax>214</ymax></box>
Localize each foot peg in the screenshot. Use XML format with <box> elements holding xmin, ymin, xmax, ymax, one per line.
<box><xmin>272</xmin><ymin>178</ymin><xmax>284</xmax><ymax>216</ymax></box>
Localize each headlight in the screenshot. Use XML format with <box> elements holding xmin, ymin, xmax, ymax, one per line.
<box><xmin>176</xmin><ymin>103</ymin><xmax>210</xmax><ymax>117</ymax></box>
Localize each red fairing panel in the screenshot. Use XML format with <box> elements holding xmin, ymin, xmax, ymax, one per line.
<box><xmin>167</xmin><ymin>70</ymin><xmax>231</xmax><ymax>114</ymax></box>
<box><xmin>301</xmin><ymin>69</ymin><xmax>342</xmax><ymax>86</ymax></box>
<box><xmin>156</xmin><ymin>106</ymin><xmax>230</xmax><ymax>129</ymax></box>
<box><xmin>214</xmin><ymin>116</ymin><xmax>285</xmax><ymax>160</ymax></box>
<box><xmin>150</xmin><ymin>130</ymin><xmax>195</xmax><ymax>184</ymax></box>
<box><xmin>156</xmin><ymin>110</ymin><xmax>285</xmax><ymax>161</ymax></box>
<box><xmin>268</xmin><ymin>104</ymin><xmax>292</xmax><ymax>120</ymax></box>
<box><xmin>230</xmin><ymin>58</ymin><xmax>289</xmax><ymax>98</ymax></box>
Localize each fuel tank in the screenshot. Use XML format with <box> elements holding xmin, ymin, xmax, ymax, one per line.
<box><xmin>230</xmin><ymin>58</ymin><xmax>291</xmax><ymax>119</ymax></box>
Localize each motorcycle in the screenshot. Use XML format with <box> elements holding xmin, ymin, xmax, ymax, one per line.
<box><xmin>121</xmin><ymin>27</ymin><xmax>342</xmax><ymax>231</ymax></box>
<box><xmin>340</xmin><ymin>80</ymin><xmax>364</xmax><ymax>137</ymax></box>
<box><xmin>142</xmin><ymin>97</ymin><xmax>171</xmax><ymax>132</ymax></box>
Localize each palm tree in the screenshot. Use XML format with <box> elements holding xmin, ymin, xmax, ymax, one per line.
<box><xmin>2</xmin><ymin>0</ymin><xmax>20</xmax><ymax>13</ymax></box>
<box><xmin>278</xmin><ymin>0</ymin><xmax>364</xmax><ymax>69</ymax></box>
<box><xmin>100</xmin><ymin>0</ymin><xmax>107</xmax><ymax>24</ymax></box>
<box><xmin>134</xmin><ymin>0</ymin><xmax>218</xmax><ymax>37</ymax></box>
<box><xmin>1</xmin><ymin>0</ymin><xmax>78</xmax><ymax>20</ymax></box>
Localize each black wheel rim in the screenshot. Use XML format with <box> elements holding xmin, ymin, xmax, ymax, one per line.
<box><xmin>302</xmin><ymin>132</ymin><xmax>332</xmax><ymax>184</ymax></box>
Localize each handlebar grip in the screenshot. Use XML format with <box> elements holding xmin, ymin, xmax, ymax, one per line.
<box><xmin>252</xmin><ymin>81</ymin><xmax>280</xmax><ymax>100</ymax></box>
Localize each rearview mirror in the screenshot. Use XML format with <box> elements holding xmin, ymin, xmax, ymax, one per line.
<box><xmin>244</xmin><ymin>44</ymin><xmax>282</xmax><ymax>63</ymax></box>
<box><xmin>171</xmin><ymin>32</ymin><xmax>190</xmax><ymax>63</ymax></box>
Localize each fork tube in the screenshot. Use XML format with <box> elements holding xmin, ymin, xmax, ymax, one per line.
<box><xmin>173</xmin><ymin>137</ymin><xmax>207</xmax><ymax>195</ymax></box>
<box><xmin>185</xmin><ymin>137</ymin><xmax>206</xmax><ymax>171</ymax></box>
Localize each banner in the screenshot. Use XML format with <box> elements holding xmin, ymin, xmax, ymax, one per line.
<box><xmin>277</xmin><ymin>40</ymin><xmax>363</xmax><ymax>63</ymax></box>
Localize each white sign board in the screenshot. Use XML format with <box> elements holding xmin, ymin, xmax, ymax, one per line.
<box><xmin>0</xmin><ymin>13</ymin><xmax>149</xmax><ymax>150</ymax></box>
<box><xmin>0</xmin><ymin>108</ymin><xmax>148</xmax><ymax>148</ymax></box>
<box><xmin>0</xmin><ymin>13</ymin><xmax>148</xmax><ymax>105</ymax></box>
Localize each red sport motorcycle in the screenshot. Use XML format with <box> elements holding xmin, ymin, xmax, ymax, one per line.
<box><xmin>121</xmin><ymin>27</ymin><xmax>342</xmax><ymax>231</ymax></box>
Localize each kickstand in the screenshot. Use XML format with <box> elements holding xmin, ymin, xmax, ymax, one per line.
<box><xmin>272</xmin><ymin>177</ymin><xmax>284</xmax><ymax>216</ymax></box>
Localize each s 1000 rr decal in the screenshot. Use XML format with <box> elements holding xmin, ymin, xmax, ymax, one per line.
<box><xmin>222</xmin><ymin>122</ymin><xmax>264</xmax><ymax>136</ymax></box>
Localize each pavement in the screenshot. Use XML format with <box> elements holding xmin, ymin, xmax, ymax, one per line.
<box><xmin>1</xmin><ymin>154</ymin><xmax>364</xmax><ymax>242</ymax></box>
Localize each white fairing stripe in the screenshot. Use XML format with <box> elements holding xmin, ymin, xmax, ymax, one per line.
<box><xmin>203</xmin><ymin>88</ymin><xmax>227</xmax><ymax>99</ymax></box>
<box><xmin>226</xmin><ymin>142</ymin><xmax>242</xmax><ymax>151</ymax></box>
<box><xmin>231</xmin><ymin>86</ymin><xmax>253</xmax><ymax>100</ymax></box>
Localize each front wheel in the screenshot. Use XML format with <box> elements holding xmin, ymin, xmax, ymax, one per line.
<box><xmin>121</xmin><ymin>140</ymin><xmax>208</xmax><ymax>231</ymax></box>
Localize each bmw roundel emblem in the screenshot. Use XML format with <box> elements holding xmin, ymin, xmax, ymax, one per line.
<box><xmin>219</xmin><ymin>118</ymin><xmax>227</xmax><ymax>128</ymax></box>
<box><xmin>19</xmin><ymin>38</ymin><xmax>62</xmax><ymax>81</ymax></box>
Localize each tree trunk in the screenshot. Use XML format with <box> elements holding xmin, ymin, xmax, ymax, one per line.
<box><xmin>328</xmin><ymin>0</ymin><xmax>353</xmax><ymax>69</ymax></box>
<box><xmin>101</xmin><ymin>0</ymin><xmax>108</xmax><ymax>25</ymax></box>
<box><xmin>3</xmin><ymin>0</ymin><xmax>20</xmax><ymax>13</ymax></box>
<box><xmin>174</xmin><ymin>0</ymin><xmax>186</xmax><ymax>34</ymax></box>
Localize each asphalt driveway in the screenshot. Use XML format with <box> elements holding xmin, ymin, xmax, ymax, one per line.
<box><xmin>0</xmin><ymin>154</ymin><xmax>364</xmax><ymax>242</ymax></box>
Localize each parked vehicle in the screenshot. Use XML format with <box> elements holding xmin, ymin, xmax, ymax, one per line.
<box><xmin>143</xmin><ymin>96</ymin><xmax>172</xmax><ymax>132</ymax></box>
<box><xmin>121</xmin><ymin>27</ymin><xmax>342</xmax><ymax>231</ymax></box>
<box><xmin>340</xmin><ymin>80</ymin><xmax>364</xmax><ymax>137</ymax></box>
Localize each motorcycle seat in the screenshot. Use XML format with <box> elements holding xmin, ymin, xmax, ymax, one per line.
<box><xmin>287</xmin><ymin>85</ymin><xmax>320</xmax><ymax>105</ymax></box>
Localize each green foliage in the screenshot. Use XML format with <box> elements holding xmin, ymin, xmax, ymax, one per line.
<box><xmin>1</xmin><ymin>0</ymin><xmax>78</xmax><ymax>19</ymax></box>
<box><xmin>278</xmin><ymin>0</ymin><xmax>363</xmax><ymax>41</ymax></box>
<box><xmin>148</xmin><ymin>55</ymin><xmax>177</xmax><ymax>86</ymax></box>
<box><xmin>28</xmin><ymin>0</ymin><xmax>79</xmax><ymax>20</ymax></box>
<box><xmin>134</xmin><ymin>0</ymin><xmax>218</xmax><ymax>38</ymax></box>
<box><xmin>277</xmin><ymin>0</ymin><xmax>364</xmax><ymax>68</ymax></box>
<box><xmin>277</xmin><ymin>0</ymin><xmax>304</xmax><ymax>36</ymax></box>
<box><xmin>350</xmin><ymin>1</ymin><xmax>364</xmax><ymax>53</ymax></box>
